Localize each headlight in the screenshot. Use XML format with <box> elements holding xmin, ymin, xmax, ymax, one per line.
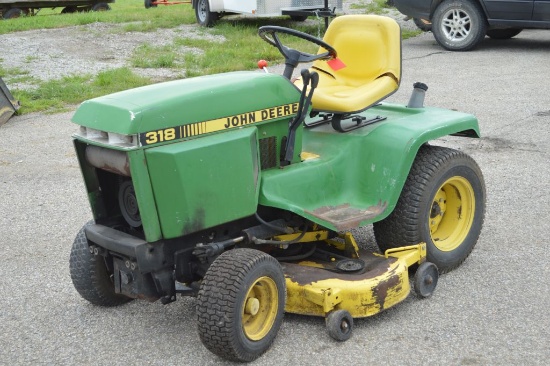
<box><xmin>75</xmin><ymin>126</ymin><xmax>138</xmax><ymax>149</ymax></box>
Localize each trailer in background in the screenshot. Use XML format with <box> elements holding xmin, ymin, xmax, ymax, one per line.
<box><xmin>191</xmin><ymin>0</ymin><xmax>342</xmax><ymax>27</ymax></box>
<box><xmin>1</xmin><ymin>0</ymin><xmax>114</xmax><ymax>19</ymax></box>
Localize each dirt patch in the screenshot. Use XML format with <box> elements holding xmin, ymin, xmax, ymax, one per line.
<box><xmin>1</xmin><ymin>22</ymin><xmax>224</xmax><ymax>88</ymax></box>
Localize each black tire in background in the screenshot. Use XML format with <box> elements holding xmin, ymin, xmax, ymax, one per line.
<box><xmin>91</xmin><ymin>2</ymin><xmax>110</xmax><ymax>11</ymax></box>
<box><xmin>373</xmin><ymin>145</ymin><xmax>486</xmax><ymax>273</ymax></box>
<box><xmin>3</xmin><ymin>8</ymin><xmax>24</xmax><ymax>19</ymax></box>
<box><xmin>144</xmin><ymin>0</ymin><xmax>157</xmax><ymax>8</ymax></box>
<box><xmin>486</xmin><ymin>28</ymin><xmax>522</xmax><ymax>39</ymax></box>
<box><xmin>61</xmin><ymin>6</ymin><xmax>78</xmax><ymax>13</ymax></box>
<box><xmin>195</xmin><ymin>0</ymin><xmax>218</xmax><ymax>27</ymax></box>
<box><xmin>432</xmin><ymin>0</ymin><xmax>487</xmax><ymax>51</ymax></box>
<box><xmin>69</xmin><ymin>222</ymin><xmax>133</xmax><ymax>306</ymax></box>
<box><xmin>290</xmin><ymin>15</ymin><xmax>308</xmax><ymax>21</ymax></box>
<box><xmin>196</xmin><ymin>249</ymin><xmax>286</xmax><ymax>362</ymax></box>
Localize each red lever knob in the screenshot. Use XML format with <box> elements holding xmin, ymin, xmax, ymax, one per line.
<box><xmin>258</xmin><ymin>60</ymin><xmax>268</xmax><ymax>69</ymax></box>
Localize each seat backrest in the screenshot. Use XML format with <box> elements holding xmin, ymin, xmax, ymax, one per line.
<box><xmin>313</xmin><ymin>15</ymin><xmax>401</xmax><ymax>87</ymax></box>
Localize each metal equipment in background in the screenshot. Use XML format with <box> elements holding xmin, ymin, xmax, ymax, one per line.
<box><xmin>0</xmin><ymin>77</ymin><xmax>20</xmax><ymax>127</ymax></box>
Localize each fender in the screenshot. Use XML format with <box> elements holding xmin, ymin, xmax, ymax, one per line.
<box><xmin>259</xmin><ymin>102</ymin><xmax>480</xmax><ymax>231</ymax></box>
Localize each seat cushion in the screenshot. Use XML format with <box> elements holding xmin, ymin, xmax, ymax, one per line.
<box><xmin>294</xmin><ymin>15</ymin><xmax>401</xmax><ymax>114</ymax></box>
<box><xmin>305</xmin><ymin>74</ymin><xmax>398</xmax><ymax>113</ymax></box>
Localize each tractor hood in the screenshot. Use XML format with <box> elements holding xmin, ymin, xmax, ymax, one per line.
<box><xmin>72</xmin><ymin>72</ymin><xmax>300</xmax><ymax>136</ymax></box>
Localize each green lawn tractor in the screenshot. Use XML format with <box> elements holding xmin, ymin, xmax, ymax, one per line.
<box><xmin>69</xmin><ymin>15</ymin><xmax>486</xmax><ymax>362</ymax></box>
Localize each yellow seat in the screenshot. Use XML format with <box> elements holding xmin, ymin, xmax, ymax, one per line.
<box><xmin>296</xmin><ymin>15</ymin><xmax>401</xmax><ymax>114</ymax></box>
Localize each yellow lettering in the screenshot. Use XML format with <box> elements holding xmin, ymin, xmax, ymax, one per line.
<box><xmin>164</xmin><ymin>128</ymin><xmax>176</xmax><ymax>141</ymax></box>
<box><xmin>145</xmin><ymin>131</ymin><xmax>158</xmax><ymax>144</ymax></box>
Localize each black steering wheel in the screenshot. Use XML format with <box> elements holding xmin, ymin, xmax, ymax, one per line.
<box><xmin>258</xmin><ymin>26</ymin><xmax>337</xmax><ymax>79</ymax></box>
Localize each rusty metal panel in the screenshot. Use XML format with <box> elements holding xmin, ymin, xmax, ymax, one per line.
<box><xmin>0</xmin><ymin>77</ymin><xmax>19</xmax><ymax>127</ymax></box>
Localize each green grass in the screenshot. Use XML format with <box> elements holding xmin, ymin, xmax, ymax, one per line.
<box><xmin>0</xmin><ymin>1</ymin><xmax>195</xmax><ymax>34</ymax></box>
<box><xmin>0</xmin><ymin>0</ymin><xmax>420</xmax><ymax>114</ymax></box>
<box><xmin>14</xmin><ymin>67</ymin><xmax>151</xmax><ymax>113</ymax></box>
<box><xmin>350</xmin><ymin>0</ymin><xmax>393</xmax><ymax>13</ymax></box>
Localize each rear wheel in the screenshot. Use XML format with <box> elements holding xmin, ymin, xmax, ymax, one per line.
<box><xmin>373</xmin><ymin>145</ymin><xmax>486</xmax><ymax>273</ymax></box>
<box><xmin>195</xmin><ymin>0</ymin><xmax>218</xmax><ymax>27</ymax></box>
<box><xmin>197</xmin><ymin>249</ymin><xmax>285</xmax><ymax>362</ymax></box>
<box><xmin>432</xmin><ymin>0</ymin><xmax>487</xmax><ymax>51</ymax></box>
<box><xmin>69</xmin><ymin>222</ymin><xmax>133</xmax><ymax>306</ymax></box>
<box><xmin>486</xmin><ymin>28</ymin><xmax>522</xmax><ymax>39</ymax></box>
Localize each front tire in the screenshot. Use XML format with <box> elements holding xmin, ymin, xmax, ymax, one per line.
<box><xmin>197</xmin><ymin>249</ymin><xmax>286</xmax><ymax>362</ymax></box>
<box><xmin>432</xmin><ymin>0</ymin><xmax>487</xmax><ymax>51</ymax></box>
<box><xmin>69</xmin><ymin>222</ymin><xmax>133</xmax><ymax>306</ymax></box>
<box><xmin>195</xmin><ymin>0</ymin><xmax>218</xmax><ymax>27</ymax></box>
<box><xmin>373</xmin><ymin>146</ymin><xmax>486</xmax><ymax>273</ymax></box>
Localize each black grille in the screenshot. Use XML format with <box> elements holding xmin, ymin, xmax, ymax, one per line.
<box><xmin>259</xmin><ymin>136</ymin><xmax>277</xmax><ymax>170</ymax></box>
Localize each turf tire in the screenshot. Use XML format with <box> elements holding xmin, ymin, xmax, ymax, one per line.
<box><xmin>69</xmin><ymin>222</ymin><xmax>133</xmax><ymax>306</ymax></box>
<box><xmin>373</xmin><ymin>145</ymin><xmax>486</xmax><ymax>273</ymax></box>
<box><xmin>196</xmin><ymin>249</ymin><xmax>285</xmax><ymax>362</ymax></box>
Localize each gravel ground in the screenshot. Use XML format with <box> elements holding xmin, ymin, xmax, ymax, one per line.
<box><xmin>2</xmin><ymin>4</ymin><xmax>549</xmax><ymax>366</ymax></box>
<box><xmin>0</xmin><ymin>1</ymin><xmax>415</xmax><ymax>89</ymax></box>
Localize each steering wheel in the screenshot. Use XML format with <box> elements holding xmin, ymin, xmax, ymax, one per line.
<box><xmin>258</xmin><ymin>26</ymin><xmax>337</xmax><ymax>79</ymax></box>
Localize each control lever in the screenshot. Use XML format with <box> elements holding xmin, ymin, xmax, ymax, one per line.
<box><xmin>281</xmin><ymin>69</ymin><xmax>318</xmax><ymax>165</ymax></box>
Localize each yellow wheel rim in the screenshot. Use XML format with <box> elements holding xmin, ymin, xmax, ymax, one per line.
<box><xmin>429</xmin><ymin>176</ymin><xmax>475</xmax><ymax>251</ymax></box>
<box><xmin>242</xmin><ymin>276</ymin><xmax>279</xmax><ymax>341</ymax></box>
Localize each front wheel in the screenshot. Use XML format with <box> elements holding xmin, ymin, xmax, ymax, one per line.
<box><xmin>196</xmin><ymin>249</ymin><xmax>286</xmax><ymax>362</ymax></box>
<box><xmin>432</xmin><ymin>0</ymin><xmax>487</xmax><ymax>51</ymax></box>
<box><xmin>373</xmin><ymin>145</ymin><xmax>486</xmax><ymax>273</ymax></box>
<box><xmin>69</xmin><ymin>222</ymin><xmax>133</xmax><ymax>306</ymax></box>
<box><xmin>195</xmin><ymin>0</ymin><xmax>218</xmax><ymax>27</ymax></box>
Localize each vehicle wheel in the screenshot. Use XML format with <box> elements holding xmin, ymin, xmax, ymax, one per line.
<box><xmin>373</xmin><ymin>145</ymin><xmax>486</xmax><ymax>273</ymax></box>
<box><xmin>413</xmin><ymin>18</ymin><xmax>432</xmax><ymax>32</ymax></box>
<box><xmin>432</xmin><ymin>0</ymin><xmax>487</xmax><ymax>51</ymax></box>
<box><xmin>196</xmin><ymin>249</ymin><xmax>286</xmax><ymax>362</ymax></box>
<box><xmin>61</xmin><ymin>6</ymin><xmax>77</xmax><ymax>13</ymax></box>
<box><xmin>69</xmin><ymin>222</ymin><xmax>133</xmax><ymax>306</ymax></box>
<box><xmin>91</xmin><ymin>2</ymin><xmax>110</xmax><ymax>11</ymax></box>
<box><xmin>413</xmin><ymin>262</ymin><xmax>439</xmax><ymax>298</ymax></box>
<box><xmin>195</xmin><ymin>0</ymin><xmax>218</xmax><ymax>27</ymax></box>
<box><xmin>290</xmin><ymin>15</ymin><xmax>308</xmax><ymax>22</ymax></box>
<box><xmin>3</xmin><ymin>7</ymin><xmax>24</xmax><ymax>19</ymax></box>
<box><xmin>144</xmin><ymin>0</ymin><xmax>157</xmax><ymax>8</ymax></box>
<box><xmin>326</xmin><ymin>310</ymin><xmax>353</xmax><ymax>341</ymax></box>
<box><xmin>486</xmin><ymin>28</ymin><xmax>522</xmax><ymax>40</ymax></box>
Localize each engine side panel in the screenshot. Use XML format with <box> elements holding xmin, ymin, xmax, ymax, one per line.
<box><xmin>145</xmin><ymin>128</ymin><xmax>261</xmax><ymax>239</ymax></box>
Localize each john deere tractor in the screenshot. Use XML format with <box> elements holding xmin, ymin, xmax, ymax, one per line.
<box><xmin>69</xmin><ymin>15</ymin><xmax>485</xmax><ymax>362</ymax></box>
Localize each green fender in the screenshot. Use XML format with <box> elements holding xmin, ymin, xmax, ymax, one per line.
<box><xmin>259</xmin><ymin>103</ymin><xmax>480</xmax><ymax>231</ymax></box>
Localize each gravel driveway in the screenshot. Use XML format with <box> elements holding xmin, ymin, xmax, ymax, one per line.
<box><xmin>1</xmin><ymin>11</ymin><xmax>550</xmax><ymax>366</ymax></box>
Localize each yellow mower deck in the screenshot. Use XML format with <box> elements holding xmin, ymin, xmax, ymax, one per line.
<box><xmin>282</xmin><ymin>244</ymin><xmax>426</xmax><ymax>318</ymax></box>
